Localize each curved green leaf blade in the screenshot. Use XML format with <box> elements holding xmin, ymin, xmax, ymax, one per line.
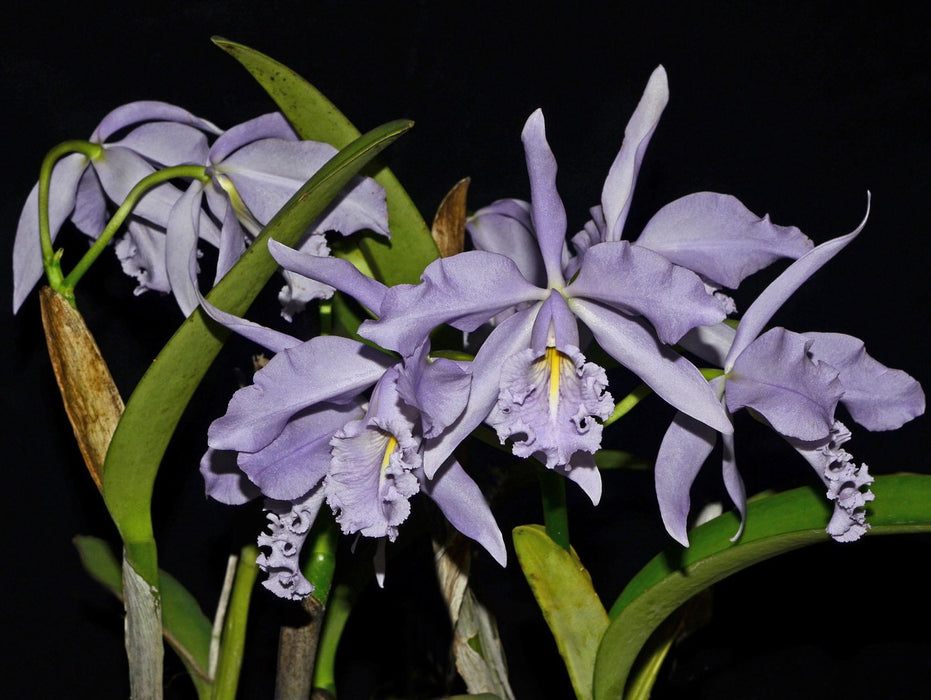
<box><xmin>74</xmin><ymin>536</ymin><xmax>213</xmax><ymax>697</ymax></box>
<box><xmin>102</xmin><ymin>119</ymin><xmax>413</xmax><ymax>584</ymax></box>
<box><xmin>593</xmin><ymin>473</ymin><xmax>931</xmax><ymax>700</ymax></box>
<box><xmin>213</xmin><ymin>37</ymin><xmax>440</xmax><ymax>285</ymax></box>
<box><xmin>513</xmin><ymin>524</ymin><xmax>609</xmax><ymax>700</ymax></box>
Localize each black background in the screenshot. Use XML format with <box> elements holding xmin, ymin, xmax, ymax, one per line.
<box><xmin>2</xmin><ymin>2</ymin><xmax>929</xmax><ymax>698</ymax></box>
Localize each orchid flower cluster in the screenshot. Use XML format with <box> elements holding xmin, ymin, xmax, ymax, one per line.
<box><xmin>14</xmin><ymin>44</ymin><xmax>927</xmax><ymax>700</ymax></box>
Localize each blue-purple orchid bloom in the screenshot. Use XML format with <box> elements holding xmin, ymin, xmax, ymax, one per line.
<box><xmin>656</xmin><ymin>200</ymin><xmax>925</xmax><ymax>545</ymax></box>
<box><xmin>200</xmin><ymin>244</ymin><xmax>504</xmax><ymax>599</ymax></box>
<box><xmin>13</xmin><ymin>101</ymin><xmax>222</xmax><ymax>312</ymax></box>
<box><xmin>12</xmin><ymin>103</ymin><xmax>389</xmax><ymax>320</ymax></box>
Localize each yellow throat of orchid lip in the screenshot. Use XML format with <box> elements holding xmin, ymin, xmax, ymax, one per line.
<box><xmin>381</xmin><ymin>435</ymin><xmax>399</xmax><ymax>473</ymax></box>
<box><xmin>545</xmin><ymin>346</ymin><xmax>566</xmax><ymax>418</ymax></box>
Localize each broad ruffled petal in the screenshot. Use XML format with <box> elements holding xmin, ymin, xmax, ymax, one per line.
<box><xmin>94</xmin><ymin>146</ymin><xmax>184</xmax><ymax>227</ymax></box>
<box><xmin>635</xmin><ymin>192</ymin><xmax>812</xmax><ymax>288</ymax></box>
<box><xmin>726</xmin><ymin>328</ymin><xmax>842</xmax><ymax>441</ymax></box>
<box><xmin>361</xmin><ymin>251</ymin><xmax>543</xmax><ymax>356</ymax></box>
<box><xmin>257</xmin><ymin>485</ymin><xmax>326</xmax><ymax>600</ymax></box>
<box><xmin>601</xmin><ymin>65</ymin><xmax>668</xmax><ymax>242</ymax></box>
<box><xmin>114</xmin><ymin>221</ymin><xmax>171</xmax><ymax>295</ymax></box>
<box><xmin>566</xmin><ymin>241</ymin><xmax>726</xmax><ymax>344</ymax></box>
<box><xmin>419</xmin><ymin>458</ymin><xmax>507</xmax><ymax>565</ymax></box>
<box><xmin>269</xmin><ymin>238</ymin><xmax>387</xmax><ymax>316</ymax></box>
<box><xmin>803</xmin><ymin>332</ymin><xmax>925</xmax><ymax>431</ymax></box>
<box><xmin>487</xmin><ymin>344</ymin><xmax>613</xmax><ymax>469</ymax></box>
<box><xmin>239</xmin><ymin>402</ymin><xmax>364</xmax><ymax>500</ymax></box>
<box><xmin>787</xmin><ymin>421</ymin><xmax>874</xmax><ymax>542</ymax></box>
<box><xmin>571</xmin><ymin>298</ymin><xmax>733</xmax><ymax>434</ymax></box>
<box><xmin>727</xmin><ymin>198</ymin><xmax>869</xmax><ymax>365</ymax></box>
<box><xmin>199</xmin><ymin>448</ymin><xmax>261</xmax><ymax>505</ymax></box>
<box><xmin>422</xmin><ymin>306</ymin><xmax>537</xmax><ymax>477</ymax></box>
<box><xmin>326</xmin><ymin>370</ymin><xmax>422</xmax><ymax>540</ymax></box>
<box><xmin>12</xmin><ymin>153</ymin><xmax>87</xmax><ymax>312</ymax></box>
<box><xmin>521</xmin><ymin>110</ymin><xmax>568</xmax><ymax>286</ymax></box>
<box><xmin>91</xmin><ymin>101</ymin><xmax>221</xmax><ymax>143</ymax></box>
<box><xmin>396</xmin><ymin>341</ymin><xmax>471</xmax><ymax>439</ymax></box>
<box><xmin>655</xmin><ymin>410</ymin><xmax>721</xmax><ymax>546</ymax></box>
<box><xmin>208</xmin><ymin>336</ymin><xmax>393</xmax><ymax>453</ymax></box>
<box><xmin>466</xmin><ymin>198</ymin><xmax>546</xmax><ymax>287</ymax></box>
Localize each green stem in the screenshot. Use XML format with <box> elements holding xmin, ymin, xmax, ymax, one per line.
<box><xmin>539</xmin><ymin>468</ymin><xmax>570</xmax><ymax>551</ymax></box>
<box><xmin>312</xmin><ymin>582</ymin><xmax>356</xmax><ymax>694</ymax></box>
<box><xmin>37</xmin><ymin>141</ymin><xmax>103</xmax><ymax>297</ymax></box>
<box><xmin>302</xmin><ymin>514</ymin><xmax>339</xmax><ymax>607</ymax></box>
<box><xmin>603</xmin><ymin>383</ymin><xmax>652</xmax><ymax>427</ymax></box>
<box><xmin>61</xmin><ymin>164</ymin><xmax>209</xmax><ymax>292</ymax></box>
<box><xmin>212</xmin><ymin>544</ymin><xmax>259</xmax><ymax>700</ymax></box>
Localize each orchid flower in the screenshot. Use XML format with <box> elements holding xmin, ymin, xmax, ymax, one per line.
<box><xmin>165</xmin><ymin>112</ymin><xmax>389</xmax><ymax>318</ymax></box>
<box><xmin>344</xmin><ymin>102</ymin><xmax>735</xmax><ymax>506</ymax></box>
<box><xmin>200</xmin><ymin>245</ymin><xmax>504</xmax><ymax>598</ymax></box>
<box><xmin>655</xmin><ymin>199</ymin><xmax>925</xmax><ymax>546</ymax></box>
<box><xmin>13</xmin><ymin>101</ymin><xmax>222</xmax><ymax>312</ymax></box>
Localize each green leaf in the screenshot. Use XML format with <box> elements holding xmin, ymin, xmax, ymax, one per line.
<box><xmin>101</xmin><ymin>119</ymin><xmax>413</xmax><ymax>584</ymax></box>
<box><xmin>513</xmin><ymin>525</ymin><xmax>609</xmax><ymax>700</ymax></box>
<box><xmin>213</xmin><ymin>37</ymin><xmax>440</xmax><ymax>285</ymax></box>
<box><xmin>74</xmin><ymin>536</ymin><xmax>213</xmax><ymax>696</ymax></box>
<box><xmin>592</xmin><ymin>473</ymin><xmax>931</xmax><ymax>700</ymax></box>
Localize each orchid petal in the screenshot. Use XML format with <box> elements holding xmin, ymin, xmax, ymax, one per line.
<box><xmin>199</xmin><ymin>294</ymin><xmax>303</xmax><ymax>355</ymax></box>
<box><xmin>91</xmin><ymin>101</ymin><xmax>221</xmax><ymax>143</ymax></box>
<box><xmin>208</xmin><ymin>336</ymin><xmax>393</xmax><ymax>453</ymax></box>
<box><xmin>397</xmin><ymin>341</ymin><xmax>472</xmax><ymax>439</ymax></box>
<box><xmin>209</xmin><ymin>113</ymin><xmax>296</xmax><ymax>163</ymax></box>
<box><xmin>727</xmin><ymin>197</ymin><xmax>870</xmax><ymax>365</ymax></box>
<box><xmin>530</xmin><ymin>290</ymin><xmax>580</xmax><ymax>351</ymax></box>
<box><xmin>571</xmin><ymin>298</ymin><xmax>732</xmax><ymax>434</ymax></box>
<box><xmin>678</xmin><ymin>322</ymin><xmax>737</xmax><ymax>368</ymax></box>
<box><xmin>114</xmin><ymin>222</ymin><xmax>171</xmax><ymax>295</ymax></box>
<box><xmin>601</xmin><ymin>65</ymin><xmax>669</xmax><ymax>242</ymax></box>
<box><xmin>165</xmin><ymin>181</ymin><xmax>206</xmax><ymax>317</ymax></box>
<box><xmin>720</xmin><ymin>431</ymin><xmax>747</xmax><ymax>542</ymax></box>
<box><xmin>12</xmin><ymin>153</ymin><xmax>87</xmax><ymax>312</ymax></box>
<box><xmin>727</xmin><ymin>328</ymin><xmax>843</xmax><ymax>441</ymax></box>
<box><xmin>199</xmin><ymin>448</ymin><xmax>261</xmax><ymax>505</ymax></box>
<box><xmin>215</xmin><ymin>198</ymin><xmax>247</xmax><ymax>282</ymax></box>
<box><xmin>803</xmin><ymin>332</ymin><xmax>926</xmax><ymax>431</ymax></box>
<box><xmin>70</xmin><ymin>166</ymin><xmax>108</xmax><ymax>237</ymax></box>
<box><xmin>94</xmin><ymin>146</ymin><xmax>184</xmax><ymax>226</ymax></box>
<box><xmin>521</xmin><ymin>109</ymin><xmax>568</xmax><ymax>286</ymax></box>
<box><xmin>258</xmin><ymin>485</ymin><xmax>327</xmax><ymax>600</ymax></box>
<box><xmin>466</xmin><ymin>198</ymin><xmax>546</xmax><ymax>287</ymax></box>
<box><xmin>420</xmin><ymin>459</ymin><xmax>507</xmax><ymax>565</ymax></box>
<box><xmin>240</xmin><ymin>402</ymin><xmax>364</xmax><ymax>501</ymax></box>
<box><xmin>112</xmin><ymin>122</ymin><xmax>211</xmax><ymax>167</ymax></box>
<box><xmin>566</xmin><ymin>240</ymin><xmax>726</xmax><ymax>344</ymax></box>
<box><xmin>423</xmin><ymin>306</ymin><xmax>537</xmax><ymax>477</ymax></box>
<box><xmin>655</xmin><ymin>410</ymin><xmax>720</xmax><ymax>546</ymax></box>
<box><xmin>554</xmin><ymin>451</ymin><xmax>603</xmax><ymax>505</ymax></box>
<box><xmin>269</xmin><ymin>238</ymin><xmax>387</xmax><ymax>316</ymax></box>
<box><xmin>361</xmin><ymin>251</ymin><xmax>542</xmax><ymax>356</ymax></box>
<box><xmin>635</xmin><ymin>192</ymin><xmax>813</xmax><ymax>288</ymax></box>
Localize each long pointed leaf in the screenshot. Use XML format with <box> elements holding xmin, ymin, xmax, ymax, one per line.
<box><xmin>101</xmin><ymin>119</ymin><xmax>413</xmax><ymax>584</ymax></box>
<box><xmin>213</xmin><ymin>37</ymin><xmax>440</xmax><ymax>285</ymax></box>
<box><xmin>514</xmin><ymin>525</ymin><xmax>609</xmax><ymax>700</ymax></box>
<box><xmin>593</xmin><ymin>473</ymin><xmax>931</xmax><ymax>700</ymax></box>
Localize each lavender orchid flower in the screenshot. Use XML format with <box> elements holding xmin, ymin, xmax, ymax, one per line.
<box><xmin>200</xmin><ymin>247</ymin><xmax>505</xmax><ymax>598</ymax></box>
<box><xmin>346</xmin><ymin>101</ymin><xmax>735</xmax><ymax>505</ymax></box>
<box><xmin>165</xmin><ymin>112</ymin><xmax>390</xmax><ymax>318</ymax></box>
<box><xmin>655</xmin><ymin>199</ymin><xmax>925</xmax><ymax>546</ymax></box>
<box><xmin>13</xmin><ymin>101</ymin><xmax>221</xmax><ymax>312</ymax></box>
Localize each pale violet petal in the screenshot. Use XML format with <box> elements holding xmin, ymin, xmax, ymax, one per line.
<box><xmin>727</xmin><ymin>328</ymin><xmax>843</xmax><ymax>442</ymax></box>
<box><xmin>200</xmin><ymin>448</ymin><xmax>261</xmax><ymax>505</ymax></box>
<box><xmin>114</xmin><ymin>222</ymin><xmax>171</xmax><ymax>296</ymax></box>
<box><xmin>635</xmin><ymin>192</ymin><xmax>813</xmax><ymax>289</ymax></box>
<box><xmin>419</xmin><ymin>458</ymin><xmax>507</xmax><ymax>566</ymax></box>
<box><xmin>466</xmin><ymin>198</ymin><xmax>546</xmax><ymax>287</ymax></box>
<box><xmin>601</xmin><ymin>65</ymin><xmax>669</xmax><ymax>242</ymax></box>
<box><xmin>91</xmin><ymin>101</ymin><xmax>221</xmax><ymax>143</ymax></box>
<box><xmin>396</xmin><ymin>341</ymin><xmax>472</xmax><ymax>439</ymax></box>
<box><xmin>209</xmin><ymin>113</ymin><xmax>296</xmax><ymax>164</ymax></box>
<box><xmin>112</xmin><ymin>122</ymin><xmax>211</xmax><ymax>167</ymax></box>
<box><xmin>720</xmin><ymin>431</ymin><xmax>747</xmax><ymax>542</ymax></box>
<box><xmin>566</xmin><ymin>240</ymin><xmax>726</xmax><ymax>344</ymax></box>
<box><xmin>678</xmin><ymin>322</ymin><xmax>737</xmax><ymax>368</ymax></box>
<box><xmin>803</xmin><ymin>332</ymin><xmax>925</xmax><ymax>431</ymax></box>
<box><xmin>554</xmin><ymin>450</ymin><xmax>603</xmax><ymax>505</ymax></box>
<box><xmin>727</xmin><ymin>197</ymin><xmax>870</xmax><ymax>366</ymax></box>
<box><xmin>571</xmin><ymin>298</ymin><xmax>732</xmax><ymax>434</ymax></box>
<box><xmin>165</xmin><ymin>181</ymin><xmax>206</xmax><ymax>317</ymax></box>
<box><xmin>521</xmin><ymin>109</ymin><xmax>568</xmax><ymax>287</ymax></box>
<box><xmin>655</xmin><ymin>410</ymin><xmax>721</xmax><ymax>546</ymax></box>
